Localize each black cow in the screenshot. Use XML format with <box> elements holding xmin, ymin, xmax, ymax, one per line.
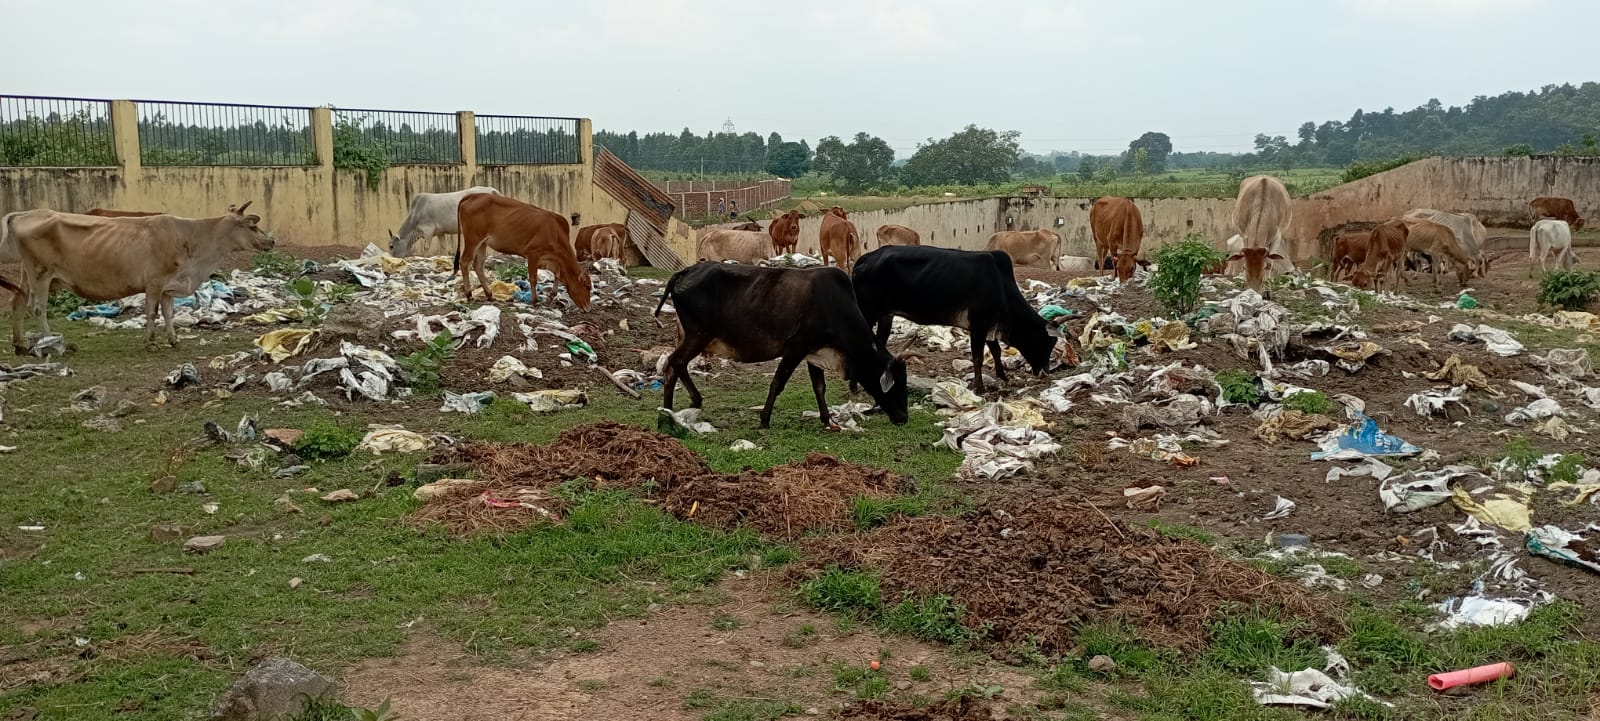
<box><xmin>654</xmin><ymin>262</ymin><xmax>909</xmax><ymax>429</ymax></box>
<box><xmin>852</xmin><ymin>246</ymin><xmax>1057</xmax><ymax>393</ymax></box>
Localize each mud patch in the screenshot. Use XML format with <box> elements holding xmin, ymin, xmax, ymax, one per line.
<box><xmin>840</xmin><ymin>697</ymin><xmax>993</xmax><ymax>721</ymax></box>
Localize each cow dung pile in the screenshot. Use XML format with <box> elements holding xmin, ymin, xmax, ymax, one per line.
<box><xmin>803</xmin><ymin>497</ymin><xmax>1336</xmax><ymax>652</ymax></box>
<box><xmin>411</xmin><ymin>422</ymin><xmax>904</xmax><ymax>540</ymax></box>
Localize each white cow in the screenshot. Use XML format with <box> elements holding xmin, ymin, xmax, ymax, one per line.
<box><xmin>1056</xmin><ymin>255</ymin><xmax>1098</xmax><ymax>273</ymax></box>
<box><xmin>388</xmin><ymin>186</ymin><xmax>501</xmax><ymax>257</ymax></box>
<box><xmin>1222</xmin><ymin>233</ymin><xmax>1294</xmax><ymax>278</ymax></box>
<box><xmin>1530</xmin><ymin>219</ymin><xmax>1577</xmax><ymax>274</ymax></box>
<box><xmin>1403</xmin><ymin>209</ymin><xmax>1489</xmax><ymax>276</ymax></box>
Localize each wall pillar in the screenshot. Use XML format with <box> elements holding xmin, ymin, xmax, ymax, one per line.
<box><xmin>577</xmin><ymin>117</ymin><xmax>594</xmax><ymax>223</ymax></box>
<box><xmin>457</xmin><ymin>111</ymin><xmax>477</xmax><ymax>183</ymax></box>
<box><xmin>310</xmin><ymin>107</ymin><xmax>334</xmax><ymax>171</ymax></box>
<box><xmin>109</xmin><ymin>99</ymin><xmax>141</xmax><ymax>175</ymax></box>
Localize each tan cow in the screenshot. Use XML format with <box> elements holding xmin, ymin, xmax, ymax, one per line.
<box><xmin>768</xmin><ymin>210</ymin><xmax>802</xmax><ymax>254</ymax></box>
<box><xmin>456</xmin><ymin>194</ymin><xmax>592</xmax><ymax>309</ymax></box>
<box><xmin>1226</xmin><ymin>175</ymin><xmax>1294</xmax><ymax>290</ymax></box>
<box><xmin>984</xmin><ymin>229</ymin><xmax>1062</xmax><ymax>270</ymax></box>
<box><xmin>1350</xmin><ymin>219</ymin><xmax>1408</xmax><ymax>291</ymax></box>
<box><xmin>591</xmin><ymin>226</ymin><xmax>624</xmax><ymax>261</ymax></box>
<box><xmin>819</xmin><ymin>211</ymin><xmax>861</xmax><ymax>271</ymax></box>
<box><xmin>1330</xmin><ymin>229</ymin><xmax>1369</xmax><ymax>283</ymax></box>
<box><xmin>1089</xmin><ymin>197</ymin><xmax>1143</xmax><ymax>281</ymax></box>
<box><xmin>697</xmin><ymin>229</ymin><xmax>774</xmax><ymax>265</ymax></box>
<box><xmin>1403</xmin><ymin>209</ymin><xmax>1488</xmax><ymax>277</ymax></box>
<box><xmin>1399</xmin><ymin>217</ymin><xmax>1473</xmax><ymax>288</ymax></box>
<box><xmin>875</xmin><ymin>224</ymin><xmax>920</xmax><ymax>249</ymax></box>
<box><xmin>1</xmin><ymin>203</ymin><xmax>273</xmax><ymax>350</ymax></box>
<box><xmin>1531</xmin><ymin>196</ymin><xmax>1584</xmax><ymax>231</ymax></box>
<box><xmin>574</xmin><ymin>222</ymin><xmax>628</xmax><ymax>262</ymax></box>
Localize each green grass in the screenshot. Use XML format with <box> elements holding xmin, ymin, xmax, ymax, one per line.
<box><xmin>908</xmin><ymin>665</ymin><xmax>931</xmax><ymax>682</ymax></box>
<box><xmin>1215</xmin><ymin>368</ymin><xmax>1261</xmax><ymax>407</ymax></box>
<box><xmin>711</xmin><ymin>615</ymin><xmax>742</xmax><ymax>632</ymax></box>
<box><xmin>682</xmin><ymin>689</ymin><xmax>802</xmax><ymax>721</ymax></box>
<box><xmin>831</xmin><ymin>662</ymin><xmax>889</xmax><ymax>700</ymax></box>
<box><xmin>1281</xmin><ymin>389</ymin><xmax>1338</xmax><ymax>416</ymax></box>
<box><xmin>782</xmin><ymin>624</ymin><xmax>818</xmax><ymax>649</ymax></box>
<box><xmin>1147</xmin><ymin>519</ymin><xmax>1217</xmax><ymax>545</ymax></box>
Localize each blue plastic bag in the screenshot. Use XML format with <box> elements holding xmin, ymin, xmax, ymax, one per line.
<box><xmin>1311</xmin><ymin>414</ymin><xmax>1421</xmax><ymax>459</ymax></box>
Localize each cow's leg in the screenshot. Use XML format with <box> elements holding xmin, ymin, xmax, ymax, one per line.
<box><xmin>661</xmin><ymin>336</ymin><xmax>709</xmax><ymax>410</ymax></box>
<box><xmin>986</xmin><ymin>338</ymin><xmax>1008</xmax><ymax>382</ymax></box>
<box><xmin>7</xmin><ymin>281</ymin><xmax>26</xmax><ymax>355</ymax></box>
<box><xmin>806</xmin><ymin>363</ymin><xmax>832</xmax><ymax>427</ymax></box>
<box><xmin>969</xmin><ymin>331</ymin><xmax>988</xmax><ymax>394</ymax></box>
<box><xmin>162</xmin><ymin>294</ymin><xmax>178</xmax><ymax>347</ymax></box>
<box><xmin>141</xmin><ymin>287</ymin><xmax>163</xmax><ymax>347</ymax></box>
<box><xmin>759</xmin><ymin>354</ymin><xmax>805</xmax><ymax>429</ymax></box>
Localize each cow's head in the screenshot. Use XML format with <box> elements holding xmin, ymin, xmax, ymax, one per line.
<box><xmin>858</xmin><ymin>350</ymin><xmax>910</xmax><ymax>426</ymax></box>
<box><xmin>566</xmin><ymin>267</ymin><xmax>595</xmax><ymax>310</ymax></box>
<box><xmin>225</xmin><ymin>201</ymin><xmax>273</xmax><ymax>252</ymax></box>
<box><xmin>1112</xmin><ymin>248</ymin><xmax>1140</xmax><ymax>282</ymax></box>
<box><xmin>1574</xmin><ymin>217</ymin><xmax>1586</xmax><ymax>232</ymax></box>
<box><xmin>1224</xmin><ymin>246</ymin><xmax>1284</xmax><ymax>291</ymax></box>
<box><xmin>1349</xmin><ymin>268</ymin><xmax>1376</xmax><ymax>290</ymax></box>
<box><xmin>1009</xmin><ymin>318</ymin><xmax>1059</xmax><ymax>376</ymax></box>
<box><xmin>387</xmin><ymin>229</ymin><xmax>416</xmax><ymax>257</ymax></box>
<box><xmin>827</xmin><ymin>206</ymin><xmax>847</xmax><ymax>219</ymax></box>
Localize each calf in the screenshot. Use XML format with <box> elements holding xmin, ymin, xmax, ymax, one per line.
<box><xmin>769</xmin><ymin>210</ymin><xmax>802</xmax><ymax>254</ymax></box>
<box><xmin>654</xmin><ymin>262</ymin><xmax>909</xmax><ymax>429</ymax></box>
<box><xmin>1531</xmin><ymin>196</ymin><xmax>1584</xmax><ymax>231</ymax></box>
<box><xmin>820</xmin><ymin>211</ymin><xmax>861</xmax><ymax>271</ymax></box>
<box><xmin>853</xmin><ymin>245</ymin><xmax>1058</xmax><ymax>393</ymax></box>
<box><xmin>591</xmin><ymin>226</ymin><xmax>625</xmax><ymax>261</ymax></box>
<box><xmin>697</xmin><ymin>229</ymin><xmax>774</xmax><ymax>264</ymax></box>
<box><xmin>389</xmin><ymin>186</ymin><xmax>501</xmax><ymax>257</ymax></box>
<box><xmin>1401</xmin><ymin>218</ymin><xmax>1473</xmax><ymax>288</ymax></box>
<box><xmin>875</xmin><ymin>224</ymin><xmax>921</xmax><ymax>249</ymax></box>
<box><xmin>574</xmin><ymin>222</ymin><xmax>628</xmax><ymax>261</ymax></box>
<box><xmin>455</xmin><ymin>194</ymin><xmax>592</xmax><ymax>309</ymax></box>
<box><xmin>1089</xmin><ymin>197</ymin><xmax>1143</xmax><ymax>280</ymax></box>
<box><xmin>1350</xmin><ymin>219</ymin><xmax>1407</xmax><ymax>291</ymax></box>
<box><xmin>1404</xmin><ymin>209</ymin><xmax>1489</xmax><ymax>277</ymax></box>
<box><xmin>985</xmin><ymin>229</ymin><xmax>1063</xmax><ymax>271</ymax></box>
<box><xmin>1530</xmin><ymin>219</ymin><xmax>1577</xmax><ymax>274</ymax></box>
<box><xmin>1330</xmin><ymin>230</ymin><xmax>1369</xmax><ymax>283</ymax></box>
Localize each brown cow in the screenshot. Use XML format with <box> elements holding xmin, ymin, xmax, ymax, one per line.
<box><xmin>768</xmin><ymin>210</ymin><xmax>802</xmax><ymax>254</ymax></box>
<box><xmin>984</xmin><ymin>229</ymin><xmax>1062</xmax><ymax>270</ymax></box>
<box><xmin>1330</xmin><ymin>229</ymin><xmax>1369</xmax><ymax>283</ymax></box>
<box><xmin>1226</xmin><ymin>175</ymin><xmax>1294</xmax><ymax>291</ymax></box>
<box><xmin>875</xmin><ymin>224</ymin><xmax>920</xmax><ymax>249</ymax></box>
<box><xmin>84</xmin><ymin>209</ymin><xmax>163</xmax><ymax>218</ymax></box>
<box><xmin>826</xmin><ymin>206</ymin><xmax>847</xmax><ymax>218</ymax></box>
<box><xmin>1089</xmin><ymin>197</ymin><xmax>1143</xmax><ymax>281</ymax></box>
<box><xmin>2</xmin><ymin>203</ymin><xmax>273</xmax><ymax>350</ymax></box>
<box><xmin>697</xmin><ymin>229</ymin><xmax>774</xmax><ymax>265</ymax></box>
<box><xmin>456</xmin><ymin>195</ymin><xmax>592</xmax><ymax>309</ymax></box>
<box><xmin>574</xmin><ymin>223</ymin><xmax>628</xmax><ymax>261</ymax></box>
<box><xmin>1531</xmin><ymin>196</ymin><xmax>1584</xmax><ymax>231</ymax></box>
<box><xmin>819</xmin><ymin>211</ymin><xmax>860</xmax><ymax>271</ymax></box>
<box><xmin>591</xmin><ymin>226</ymin><xmax>624</xmax><ymax>261</ymax></box>
<box><xmin>1400</xmin><ymin>218</ymin><xmax>1473</xmax><ymax>288</ymax></box>
<box><xmin>1350</xmin><ymin>220</ymin><xmax>1407</xmax><ymax>291</ymax></box>
<box><xmin>730</xmin><ymin>220</ymin><xmax>765</xmax><ymax>232</ymax></box>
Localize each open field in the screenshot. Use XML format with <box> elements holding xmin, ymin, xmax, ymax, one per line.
<box><xmin>4</xmin><ymin>246</ymin><xmax>1600</xmax><ymax>721</ymax></box>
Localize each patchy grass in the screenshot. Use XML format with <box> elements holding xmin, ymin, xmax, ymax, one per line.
<box><xmin>682</xmin><ymin>688</ymin><xmax>802</xmax><ymax>721</ymax></box>
<box><xmin>1147</xmin><ymin>519</ymin><xmax>1218</xmax><ymax>545</ymax></box>
<box><xmin>831</xmin><ymin>662</ymin><xmax>890</xmax><ymax>700</ymax></box>
<box><xmin>1281</xmin><ymin>389</ymin><xmax>1339</xmax><ymax>416</ymax></box>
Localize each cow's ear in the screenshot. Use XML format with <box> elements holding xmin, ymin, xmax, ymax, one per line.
<box><xmin>1225</xmin><ymin>253</ymin><xmax>1244</xmax><ymax>262</ymax></box>
<box><xmin>878</xmin><ymin>369</ymin><xmax>895</xmax><ymax>393</ymax></box>
<box><xmin>1267</xmin><ymin>253</ymin><xmax>1285</xmax><ymax>261</ymax></box>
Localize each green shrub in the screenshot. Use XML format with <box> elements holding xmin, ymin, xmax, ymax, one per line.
<box><xmin>880</xmin><ymin>593</ymin><xmax>973</xmax><ymax>644</ymax></box>
<box><xmin>1342</xmin><ymin>153</ymin><xmax>1427</xmax><ymax>183</ymax></box>
<box><xmin>252</xmin><ymin>250</ymin><xmax>300</xmax><ymax>278</ymax></box>
<box><xmin>1281</xmin><ymin>390</ymin><xmax>1337</xmax><ymax>416</ymax></box>
<box><xmin>1548</xmin><ymin>453</ymin><xmax>1586</xmax><ymax>484</ymax></box>
<box><xmin>799</xmin><ymin>567</ymin><xmax>881</xmax><ymax>614</ymax></box>
<box><xmin>1149</xmin><ymin>234</ymin><xmax>1226</xmax><ymax>314</ymax></box>
<box><xmin>398</xmin><ymin>329</ymin><xmax>455</xmax><ymax>393</ymax></box>
<box><xmin>292</xmin><ymin>422</ymin><xmax>362</xmax><ymax>461</ymax></box>
<box><xmin>47</xmin><ymin>290</ymin><xmax>86</xmax><ymax>318</ymax></box>
<box><xmin>1537</xmin><ymin>270</ymin><xmax>1600</xmax><ymax>311</ymax></box>
<box><xmin>1215</xmin><ymin>369</ymin><xmax>1260</xmax><ymax>406</ymax></box>
<box><xmin>1502</xmin><ymin>436</ymin><xmax>1542</xmax><ymax>472</ymax></box>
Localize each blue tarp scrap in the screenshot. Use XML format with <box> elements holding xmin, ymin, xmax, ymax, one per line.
<box><xmin>1310</xmin><ymin>414</ymin><xmax>1422</xmax><ymax>460</ymax></box>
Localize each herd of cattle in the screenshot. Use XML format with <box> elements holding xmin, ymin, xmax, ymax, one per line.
<box><xmin>0</xmin><ymin>176</ymin><xmax>1587</xmax><ymax>431</ymax></box>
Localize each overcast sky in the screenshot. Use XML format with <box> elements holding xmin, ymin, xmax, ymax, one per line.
<box><xmin>5</xmin><ymin>0</ymin><xmax>1592</xmax><ymax>157</ymax></box>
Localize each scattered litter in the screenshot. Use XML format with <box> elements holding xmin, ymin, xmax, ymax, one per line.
<box><xmin>1311</xmin><ymin>415</ymin><xmax>1421</xmax><ymax>460</ymax></box>
<box><xmin>440</xmin><ymin>390</ymin><xmax>495</xmax><ymax>414</ymax></box>
<box><xmin>1448</xmin><ymin>323</ymin><xmax>1524</xmax><ymax>357</ymax></box>
<box><xmin>357</xmin><ymin>427</ymin><xmax>433</xmax><ymax>455</ymax></box>
<box><xmin>255</xmin><ymin>328</ymin><xmax>318</xmax><ymax>362</ymax></box>
<box><xmin>761</xmin><ymin>253</ymin><xmax>822</xmax><ymax>268</ymax></box>
<box><xmin>1379</xmin><ymin>466</ymin><xmax>1483</xmax><ymax>512</ymax></box>
<box><xmin>1424</xmin><ymin>354</ymin><xmax>1500</xmax><ymax>395</ymax></box>
<box><xmin>1532</xmin><ymin>416</ymin><xmax>1579</xmax><ymax>440</ymax></box>
<box><xmin>1429</xmin><ymin>662</ymin><xmax>1514</xmax><ymax>691</ymax></box>
<box><xmin>263</xmin><ymin>372</ymin><xmax>293</xmax><ymax>392</ymax></box>
<box><xmin>728</xmin><ymin>439</ymin><xmax>760</xmax><ymax>452</ymax></box>
<box><xmin>1405</xmin><ymin>386</ymin><xmax>1469</xmax><ymax>418</ymax></box>
<box><xmin>931</xmin><ymin>381</ymin><xmax>983</xmax><ymax>410</ymax></box>
<box><xmin>28</xmin><ymin>334</ymin><xmax>67</xmax><ymax>357</ymax></box>
<box><xmin>1451</xmin><ymin>484</ymin><xmax>1532</xmax><ymax>533</ymax></box>
<box><xmin>301</xmin><ymin>553</ymin><xmax>332</xmax><ymax>563</ymax></box>
<box><xmin>1328</xmin><ymin>341</ymin><xmax>1385</xmax><ymax>373</ymax></box>
<box><xmin>487</xmin><ymin>356</ymin><xmax>542</xmax><ymax>383</ymax></box>
<box><xmin>1147</xmin><ymin>321</ymin><xmax>1195</xmax><ymax>352</ymax></box>
<box><xmin>1256</xmin><ymin>410</ymin><xmax>1339</xmax><ymax>444</ymax></box>
<box><xmin>413</xmin><ymin>479</ymin><xmax>487</xmax><ymax>501</ymax></box>
<box><xmin>657</xmin><ymin>407</ymin><xmax>717</xmax><ymax>436</ymax></box>
<box><xmin>1123</xmin><ymin>485</ymin><xmax>1166</xmax><ymax>510</ymax></box>
<box><xmin>1250</xmin><ymin>666</ymin><xmax>1390</xmax><ymax>710</ymax></box>
<box><xmin>1260</xmin><ymin>496</ymin><xmax>1297</xmax><ymax>521</ymax></box>
<box><xmin>802</xmin><ymin>402</ymin><xmax>874</xmax><ymax>432</ymax></box>
<box><xmin>1504</xmin><ymin>398</ymin><xmax>1562</xmax><ymax>425</ymax></box>
<box><xmin>320</xmin><ymin>489</ymin><xmax>359</xmax><ymax>503</ymax></box>
<box><xmin>514</xmin><ymin>389</ymin><xmax>588</xmax><ymax>413</ymax></box>
<box><xmin>1532</xmin><ymin>348</ymin><xmax>1593</xmax><ymax>380</ymax></box>
<box><xmin>1525</xmin><ymin>524</ymin><xmax>1600</xmax><ymax>575</ymax></box>
<box><xmin>164</xmin><ymin>363</ymin><xmax>202</xmax><ymax>389</ymax></box>
<box><xmin>1433</xmin><ymin>594</ymin><xmax>1534</xmax><ymax>630</ymax></box>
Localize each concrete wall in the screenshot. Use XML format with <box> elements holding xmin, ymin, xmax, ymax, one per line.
<box><xmin>0</xmin><ymin>102</ymin><xmax>604</xmax><ymax>250</ymax></box>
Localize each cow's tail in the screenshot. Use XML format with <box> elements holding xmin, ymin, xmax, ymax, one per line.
<box><xmin>0</xmin><ymin>212</ymin><xmax>25</xmax><ymax>298</ymax></box>
<box><xmin>654</xmin><ymin>271</ymin><xmax>677</xmax><ymax>317</ymax></box>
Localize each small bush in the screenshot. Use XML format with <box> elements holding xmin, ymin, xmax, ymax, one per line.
<box><xmin>252</xmin><ymin>250</ymin><xmax>300</xmax><ymax>278</ymax></box>
<box><xmin>398</xmin><ymin>329</ymin><xmax>455</xmax><ymax>393</ymax></box>
<box><xmin>292</xmin><ymin>422</ymin><xmax>362</xmax><ymax>461</ymax></box>
<box><xmin>497</xmin><ymin>262</ymin><xmax>529</xmax><ymax>282</ymax></box>
<box><xmin>799</xmin><ymin>567</ymin><xmax>882</xmax><ymax>614</ymax></box>
<box><xmin>1281</xmin><ymin>390</ymin><xmax>1337</xmax><ymax>416</ymax></box>
<box><xmin>1537</xmin><ymin>270</ymin><xmax>1600</xmax><ymax>311</ymax></box>
<box><xmin>1548</xmin><ymin>453</ymin><xmax>1586</xmax><ymax>484</ymax></box>
<box><xmin>1502</xmin><ymin>436</ymin><xmax>1542</xmax><ymax>472</ymax></box>
<box><xmin>1149</xmin><ymin>234</ymin><xmax>1226</xmax><ymax>314</ymax></box>
<box><xmin>880</xmin><ymin>593</ymin><xmax>973</xmax><ymax>644</ymax></box>
<box><xmin>1342</xmin><ymin>153</ymin><xmax>1427</xmax><ymax>183</ymax></box>
<box><xmin>46</xmin><ymin>290</ymin><xmax>86</xmax><ymax>318</ymax></box>
<box><xmin>1215</xmin><ymin>369</ymin><xmax>1260</xmax><ymax>407</ymax></box>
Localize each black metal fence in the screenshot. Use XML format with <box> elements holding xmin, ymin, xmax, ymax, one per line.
<box><xmin>333</xmin><ymin>107</ymin><xmax>460</xmax><ymax>164</ymax></box>
<box><xmin>0</xmin><ymin>95</ymin><xmax>116</xmax><ymax>167</ymax></box>
<box><xmin>135</xmin><ymin>100</ymin><xmax>314</xmax><ymax>166</ymax></box>
<box><xmin>475</xmin><ymin>115</ymin><xmax>581</xmax><ymax>165</ymax></box>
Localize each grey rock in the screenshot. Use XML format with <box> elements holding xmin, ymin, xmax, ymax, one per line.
<box><xmin>208</xmin><ymin>656</ymin><xmax>333</xmax><ymax>721</ymax></box>
<box><xmin>148</xmin><ymin>523</ymin><xmax>183</xmax><ymax>543</ymax></box>
<box><xmin>1088</xmin><ymin>654</ymin><xmax>1117</xmax><ymax>673</ymax></box>
<box><xmin>321</xmin><ymin>303</ymin><xmax>386</xmax><ymax>344</ymax></box>
<box><xmin>895</xmin><ymin>680</ymin><xmax>912</xmax><ymax>690</ymax></box>
<box><xmin>184</xmin><ymin>535</ymin><xmax>226</xmax><ymax>554</ymax></box>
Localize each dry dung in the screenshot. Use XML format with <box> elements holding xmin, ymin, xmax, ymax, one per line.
<box><xmin>659</xmin><ymin>452</ymin><xmax>904</xmax><ymax>540</ymax></box>
<box><xmin>441</xmin><ymin>421</ymin><xmax>712</xmax><ymax>489</ymax></box>
<box><xmin>804</xmin><ymin>497</ymin><xmax>1335</xmax><ymax>652</ymax></box>
<box><xmin>839</xmin><ymin>697</ymin><xmax>992</xmax><ymax>720</ymax></box>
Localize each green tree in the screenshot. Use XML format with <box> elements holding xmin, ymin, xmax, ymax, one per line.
<box><xmin>1077</xmin><ymin>156</ymin><xmax>1097</xmax><ymax>181</ymax></box>
<box><xmin>1504</xmin><ymin>143</ymin><xmax>1534</xmax><ymax>156</ymax></box>
<box><xmin>899</xmin><ymin>125</ymin><xmax>1021</xmax><ymax>187</ymax></box>
<box><xmin>1131</xmin><ymin>147</ymin><xmax>1151</xmax><ymax>175</ymax></box>
<box><xmin>1123</xmin><ymin>131</ymin><xmax>1173</xmax><ymax>172</ymax></box>
<box><xmin>764</xmin><ymin>141</ymin><xmax>811</xmax><ymax>178</ymax></box>
<box><xmin>812</xmin><ymin>132</ymin><xmax>896</xmax><ymax>193</ymax></box>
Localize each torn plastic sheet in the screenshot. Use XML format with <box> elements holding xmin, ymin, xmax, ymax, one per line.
<box><xmin>1281</xmin><ymin>360</ymin><xmax>1330</xmax><ymax>378</ymax></box>
<box><xmin>1310</xmin><ymin>415</ymin><xmax>1422</xmax><ymax>460</ymax></box>
<box><xmin>262</xmin><ymin>371</ymin><xmax>294</xmax><ymax>392</ymax></box>
<box><xmin>1532</xmin><ymin>348</ymin><xmax>1593</xmax><ymax>381</ymax></box>
<box><xmin>514</xmin><ymin>389</ymin><xmax>588</xmax><ymax>413</ymax></box>
<box><xmin>340</xmin><ymin>367</ymin><xmax>390</xmax><ymax>401</ymax></box>
<box><xmin>1451</xmin><ymin>483</ymin><xmax>1532</xmax><ymax>533</ymax></box>
<box><xmin>335</xmin><ymin>259</ymin><xmax>387</xmax><ymax>288</ymax></box>
<box><xmin>1405</xmin><ymin>385</ymin><xmax>1469</xmax><ymax>417</ymax></box>
<box><xmin>657</xmin><ymin>406</ymin><xmax>716</xmax><ymax>434</ymax></box>
<box><xmin>803</xmin><ymin>401</ymin><xmax>875</xmax><ymax>432</ymax></box>
<box><xmin>440</xmin><ymin>391</ymin><xmax>495</xmax><ymax>414</ymax></box>
<box><xmin>1525</xmin><ymin>524</ymin><xmax>1600</xmax><ymax>575</ymax></box>
<box><xmin>256</xmin><ymin>328</ymin><xmax>318</xmax><ymax>362</ymax></box>
<box><xmin>357</xmin><ymin>427</ymin><xmax>434</xmax><ymax>454</ymax></box>
<box><xmin>1259</xmin><ymin>496</ymin><xmax>1296</xmax><ymax>520</ymax></box>
<box><xmin>939</xmin><ymin>402</ymin><xmax>1061</xmax><ymax>480</ymax></box>
<box><xmin>1432</xmin><ymin>593</ymin><xmax>1536</xmax><ymax>630</ymax></box>
<box><xmin>1507</xmin><ymin>380</ymin><xmax>1547</xmax><ymax>399</ymax></box>
<box><xmin>1448</xmin><ymin>323</ymin><xmax>1524</xmax><ymax>357</ymax></box>
<box><xmin>396</xmin><ymin>306</ymin><xmax>502</xmax><ymax>349</ymax></box>
<box><xmin>760</xmin><ymin>253</ymin><xmax>823</xmax><ymax>268</ymax></box>
<box><xmin>1327</xmin><ymin>341</ymin><xmax>1386</xmax><ymax>373</ymax></box>
<box><xmin>1121</xmin><ymin>393</ymin><xmax>1211</xmax><ymax>432</ymax></box>
<box><xmin>1249</xmin><ymin>665</ymin><xmax>1390</xmax><ymax>710</ymax></box>
<box><xmin>1255</xmin><ymin>410</ymin><xmax>1339</xmax><ymax>444</ymax></box>
<box><xmin>1504</xmin><ymin>397</ymin><xmax>1562</xmax><ymax>425</ymax></box>
<box><xmin>1379</xmin><ymin>466</ymin><xmax>1485</xmax><ymax>511</ymax></box>
<box><xmin>931</xmin><ymin>380</ymin><xmax>983</xmax><ymax>410</ymax></box>
<box><xmin>1326</xmin><ymin>456</ymin><xmax>1394</xmax><ymax>483</ymax></box>
<box><xmin>487</xmin><ymin>356</ymin><xmax>543</xmax><ymax>383</ymax></box>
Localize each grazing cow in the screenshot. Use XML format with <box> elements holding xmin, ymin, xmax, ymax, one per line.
<box><xmin>1530</xmin><ymin>219</ymin><xmax>1577</xmax><ymax>274</ymax></box>
<box><xmin>388</xmin><ymin>186</ymin><xmax>501</xmax><ymax>257</ymax></box>
<box><xmin>875</xmin><ymin>224</ymin><xmax>921</xmax><ymax>249</ymax></box>
<box><xmin>1089</xmin><ymin>197</ymin><xmax>1143</xmax><ymax>281</ymax></box>
<box><xmin>768</xmin><ymin>210</ymin><xmax>802</xmax><ymax>254</ymax></box>
<box><xmin>1531</xmin><ymin>196</ymin><xmax>1584</xmax><ymax>231</ymax></box>
<box><xmin>1400</xmin><ymin>218</ymin><xmax>1473</xmax><ymax>288</ymax></box>
<box><xmin>590</xmin><ymin>226</ymin><xmax>625</xmax><ymax>261</ymax></box>
<box><xmin>697</xmin><ymin>229</ymin><xmax>774</xmax><ymax>265</ymax></box>
<box><xmin>819</xmin><ymin>211</ymin><xmax>861</xmax><ymax>271</ymax></box>
<box><xmin>455</xmin><ymin>194</ymin><xmax>592</xmax><ymax>309</ymax></box>
<box><xmin>731</xmin><ymin>220</ymin><xmax>765</xmax><ymax>232</ymax></box>
<box><xmin>1227</xmin><ymin>175</ymin><xmax>1294</xmax><ymax>291</ymax></box>
<box><xmin>654</xmin><ymin>262</ymin><xmax>909</xmax><ymax>429</ymax></box>
<box><xmin>1350</xmin><ymin>220</ymin><xmax>1408</xmax><ymax>291</ymax></box>
<box><xmin>575</xmin><ymin>223</ymin><xmax>629</xmax><ymax>261</ymax></box>
<box><xmin>1330</xmin><ymin>230</ymin><xmax>1370</xmax><ymax>283</ymax></box>
<box><xmin>985</xmin><ymin>229</ymin><xmax>1063</xmax><ymax>271</ymax></box>
<box><xmin>84</xmin><ymin>209</ymin><xmax>163</xmax><ymax>218</ymax></box>
<box><xmin>1403</xmin><ymin>209</ymin><xmax>1489</xmax><ymax>277</ymax></box>
<box><xmin>852</xmin><ymin>246</ymin><xmax>1058</xmax><ymax>393</ymax></box>
<box><xmin>2</xmin><ymin>203</ymin><xmax>273</xmax><ymax>350</ymax></box>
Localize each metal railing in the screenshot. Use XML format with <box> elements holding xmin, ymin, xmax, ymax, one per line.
<box><xmin>475</xmin><ymin>115</ymin><xmax>581</xmax><ymax>165</ymax></box>
<box><xmin>0</xmin><ymin>95</ymin><xmax>116</xmax><ymax>167</ymax></box>
<box><xmin>135</xmin><ymin>100</ymin><xmax>314</xmax><ymax>166</ymax></box>
<box><xmin>333</xmin><ymin>107</ymin><xmax>459</xmax><ymax>164</ymax></box>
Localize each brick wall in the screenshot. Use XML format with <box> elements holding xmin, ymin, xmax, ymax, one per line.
<box><xmin>651</xmin><ymin>178</ymin><xmax>792</xmax><ymax>217</ymax></box>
